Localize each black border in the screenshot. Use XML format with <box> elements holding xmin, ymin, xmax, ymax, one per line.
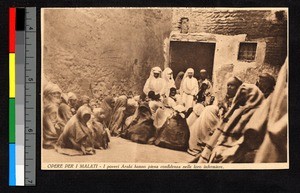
<box><xmin>0</xmin><ymin>0</ymin><xmax>300</xmax><ymax>192</ymax></box>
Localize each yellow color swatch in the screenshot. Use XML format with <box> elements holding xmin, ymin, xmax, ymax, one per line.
<box><xmin>9</xmin><ymin>53</ymin><xmax>15</xmax><ymax>98</ymax></box>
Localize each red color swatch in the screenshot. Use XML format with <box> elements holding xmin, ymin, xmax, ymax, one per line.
<box><xmin>9</xmin><ymin>8</ymin><xmax>16</xmax><ymax>53</ymax></box>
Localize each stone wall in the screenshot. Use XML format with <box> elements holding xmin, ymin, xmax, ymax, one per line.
<box><xmin>171</xmin><ymin>8</ymin><xmax>287</xmax><ymax>99</ymax></box>
<box><xmin>42</xmin><ymin>9</ymin><xmax>172</xmax><ymax>99</ymax></box>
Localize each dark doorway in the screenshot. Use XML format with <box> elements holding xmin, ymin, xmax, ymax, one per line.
<box><xmin>169</xmin><ymin>41</ymin><xmax>216</xmax><ymax>80</ymax></box>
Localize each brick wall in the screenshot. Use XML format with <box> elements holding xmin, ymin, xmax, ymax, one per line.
<box><xmin>171</xmin><ymin>9</ymin><xmax>287</xmax><ymax>99</ymax></box>
<box><xmin>172</xmin><ymin>9</ymin><xmax>287</xmax><ymax>66</ymax></box>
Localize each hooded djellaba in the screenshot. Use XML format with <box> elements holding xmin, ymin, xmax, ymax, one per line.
<box><xmin>56</xmin><ymin>105</ymin><xmax>95</xmax><ymax>156</ymax></box>
<box><xmin>208</xmin><ymin>83</ymin><xmax>264</xmax><ymax>163</ymax></box>
<box><xmin>99</xmin><ymin>96</ymin><xmax>115</xmax><ymax>128</ymax></box>
<box><xmin>89</xmin><ymin>107</ymin><xmax>110</xmax><ymax>150</ymax></box>
<box><xmin>43</xmin><ymin>82</ymin><xmax>62</xmax><ymax>106</ymax></box>
<box><xmin>108</xmin><ymin>95</ymin><xmax>128</xmax><ymax>136</ymax></box>
<box><xmin>122</xmin><ymin>102</ymin><xmax>155</xmax><ymax>144</ymax></box>
<box><xmin>230</xmin><ymin>59</ymin><xmax>287</xmax><ymax>163</ymax></box>
<box><xmin>43</xmin><ymin>104</ymin><xmax>64</xmax><ymax>149</ymax></box>
<box><xmin>206</xmin><ymin>61</ymin><xmax>287</xmax><ymax>163</ymax></box>
<box><xmin>67</xmin><ymin>92</ymin><xmax>78</xmax><ymax>115</ymax></box>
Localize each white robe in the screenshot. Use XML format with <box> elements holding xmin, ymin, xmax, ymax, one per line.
<box><xmin>143</xmin><ymin>77</ymin><xmax>166</xmax><ymax>96</ymax></box>
<box><xmin>165</xmin><ymin>94</ymin><xmax>182</xmax><ymax>108</ymax></box>
<box><xmin>187</xmin><ymin>105</ymin><xmax>219</xmax><ymax>155</ymax></box>
<box><xmin>162</xmin><ymin>68</ymin><xmax>175</xmax><ymax>97</ymax></box>
<box><xmin>181</xmin><ymin>77</ymin><xmax>199</xmax><ymax>110</ymax></box>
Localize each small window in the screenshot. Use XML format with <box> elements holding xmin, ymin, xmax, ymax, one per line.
<box><xmin>238</xmin><ymin>42</ymin><xmax>257</xmax><ymax>61</ymax></box>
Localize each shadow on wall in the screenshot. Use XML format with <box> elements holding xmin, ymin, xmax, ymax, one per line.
<box><xmin>43</xmin><ymin>9</ymin><xmax>173</xmax><ymax>99</ymax></box>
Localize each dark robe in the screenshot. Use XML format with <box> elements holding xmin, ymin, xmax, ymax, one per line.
<box><xmin>209</xmin><ymin>83</ymin><xmax>265</xmax><ymax>163</ymax></box>
<box><xmin>58</xmin><ymin>103</ymin><xmax>73</xmax><ymax>125</ymax></box>
<box><xmin>90</xmin><ymin>119</ymin><xmax>110</xmax><ymax>150</ymax></box>
<box><xmin>108</xmin><ymin>96</ymin><xmax>127</xmax><ymax>136</ymax></box>
<box><xmin>154</xmin><ymin>108</ymin><xmax>190</xmax><ymax>151</ymax></box>
<box><xmin>56</xmin><ymin>106</ymin><xmax>95</xmax><ymax>156</ymax></box>
<box><xmin>99</xmin><ymin>96</ymin><xmax>114</xmax><ymax>127</ymax></box>
<box><xmin>122</xmin><ymin>103</ymin><xmax>155</xmax><ymax>144</ymax></box>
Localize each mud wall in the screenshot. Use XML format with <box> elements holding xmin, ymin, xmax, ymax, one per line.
<box><xmin>42</xmin><ymin>9</ymin><xmax>172</xmax><ymax>99</ymax></box>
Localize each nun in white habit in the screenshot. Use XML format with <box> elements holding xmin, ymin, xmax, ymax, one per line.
<box><xmin>143</xmin><ymin>66</ymin><xmax>166</xmax><ymax>97</ymax></box>
<box><xmin>180</xmin><ymin>68</ymin><xmax>199</xmax><ymax>111</ymax></box>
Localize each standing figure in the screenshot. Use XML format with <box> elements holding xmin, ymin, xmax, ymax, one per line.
<box><xmin>198</xmin><ymin>69</ymin><xmax>213</xmax><ymax>105</ymax></box>
<box><xmin>198</xmin><ymin>69</ymin><xmax>212</xmax><ymax>92</ymax></box>
<box><xmin>162</xmin><ymin>67</ymin><xmax>175</xmax><ymax>97</ymax></box>
<box><xmin>143</xmin><ymin>66</ymin><xmax>166</xmax><ymax>98</ymax></box>
<box><xmin>180</xmin><ymin>68</ymin><xmax>199</xmax><ymax>111</ymax></box>
<box><xmin>174</xmin><ymin>71</ymin><xmax>185</xmax><ymax>90</ymax></box>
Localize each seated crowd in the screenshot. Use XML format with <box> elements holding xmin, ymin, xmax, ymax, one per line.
<box><xmin>43</xmin><ymin>61</ymin><xmax>287</xmax><ymax>163</ymax></box>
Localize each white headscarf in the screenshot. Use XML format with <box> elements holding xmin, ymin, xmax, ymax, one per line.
<box><xmin>162</xmin><ymin>67</ymin><xmax>175</xmax><ymax>84</ymax></box>
<box><xmin>143</xmin><ymin>66</ymin><xmax>166</xmax><ymax>95</ymax></box>
<box><xmin>162</xmin><ymin>67</ymin><xmax>175</xmax><ymax>96</ymax></box>
<box><xmin>183</xmin><ymin>68</ymin><xmax>194</xmax><ymax>78</ymax></box>
<box><xmin>180</xmin><ymin>68</ymin><xmax>198</xmax><ymax>93</ymax></box>
<box><xmin>150</xmin><ymin>66</ymin><xmax>162</xmax><ymax>78</ymax></box>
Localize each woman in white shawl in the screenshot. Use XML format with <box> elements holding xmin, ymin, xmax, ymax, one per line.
<box><xmin>180</xmin><ymin>68</ymin><xmax>199</xmax><ymax>111</ymax></box>
<box><xmin>162</xmin><ymin>67</ymin><xmax>175</xmax><ymax>97</ymax></box>
<box><xmin>188</xmin><ymin>105</ymin><xmax>219</xmax><ymax>155</ymax></box>
<box><xmin>43</xmin><ymin>82</ymin><xmax>62</xmax><ymax>106</ymax></box>
<box><xmin>143</xmin><ymin>66</ymin><xmax>166</xmax><ymax>97</ymax></box>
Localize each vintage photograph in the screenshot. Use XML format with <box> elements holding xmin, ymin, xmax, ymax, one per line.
<box><xmin>41</xmin><ymin>8</ymin><xmax>288</xmax><ymax>169</ymax></box>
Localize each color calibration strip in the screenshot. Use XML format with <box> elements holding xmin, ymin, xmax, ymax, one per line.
<box><xmin>9</xmin><ymin>7</ymin><xmax>36</xmax><ymax>186</ymax></box>
<box><xmin>9</xmin><ymin>7</ymin><xmax>17</xmax><ymax>186</ymax></box>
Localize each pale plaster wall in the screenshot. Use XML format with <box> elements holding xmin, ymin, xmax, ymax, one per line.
<box><xmin>165</xmin><ymin>32</ymin><xmax>270</xmax><ymax>100</ymax></box>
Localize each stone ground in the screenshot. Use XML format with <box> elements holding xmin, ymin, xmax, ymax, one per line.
<box><xmin>42</xmin><ymin>137</ymin><xmax>194</xmax><ymax>163</ymax></box>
